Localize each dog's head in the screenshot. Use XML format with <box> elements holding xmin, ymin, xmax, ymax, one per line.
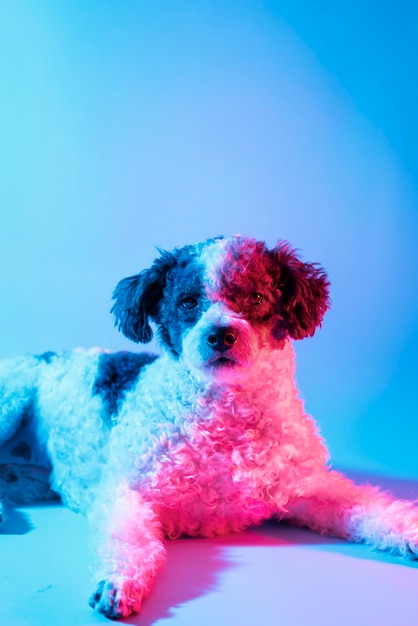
<box><xmin>112</xmin><ymin>236</ymin><xmax>330</xmax><ymax>379</ymax></box>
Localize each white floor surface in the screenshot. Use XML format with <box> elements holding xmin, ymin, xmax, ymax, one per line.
<box><xmin>2</xmin><ymin>472</ymin><xmax>418</xmax><ymax>626</ymax></box>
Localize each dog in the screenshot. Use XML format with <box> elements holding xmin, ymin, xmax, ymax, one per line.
<box><xmin>1</xmin><ymin>235</ymin><xmax>417</xmax><ymax>619</ymax></box>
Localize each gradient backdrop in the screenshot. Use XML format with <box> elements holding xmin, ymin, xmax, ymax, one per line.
<box><xmin>1</xmin><ymin>0</ymin><xmax>417</xmax><ymax>479</ymax></box>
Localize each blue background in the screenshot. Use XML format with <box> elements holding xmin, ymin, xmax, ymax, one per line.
<box><xmin>1</xmin><ymin>0</ymin><xmax>417</xmax><ymax>478</ymax></box>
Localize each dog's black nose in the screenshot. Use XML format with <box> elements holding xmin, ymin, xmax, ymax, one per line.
<box><xmin>207</xmin><ymin>326</ymin><xmax>238</xmax><ymax>352</ymax></box>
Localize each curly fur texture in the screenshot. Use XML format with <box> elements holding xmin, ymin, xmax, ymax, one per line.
<box><xmin>0</xmin><ymin>235</ymin><xmax>417</xmax><ymax>619</ymax></box>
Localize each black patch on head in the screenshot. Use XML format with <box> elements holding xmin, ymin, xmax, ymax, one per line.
<box><xmin>93</xmin><ymin>352</ymin><xmax>158</xmax><ymax>418</ymax></box>
<box><xmin>214</xmin><ymin>238</ymin><xmax>278</xmax><ymax>326</ymax></box>
<box><xmin>36</xmin><ymin>351</ymin><xmax>57</xmax><ymax>364</ymax></box>
<box><xmin>210</xmin><ymin>237</ymin><xmax>330</xmax><ymax>342</ymax></box>
<box><xmin>111</xmin><ymin>238</ymin><xmax>222</xmax><ymax>351</ymax></box>
<box><xmin>156</xmin><ymin>247</ymin><xmax>209</xmax><ymax>355</ymax></box>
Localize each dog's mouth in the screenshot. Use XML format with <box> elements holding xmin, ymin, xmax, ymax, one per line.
<box><xmin>207</xmin><ymin>355</ymin><xmax>238</xmax><ymax>369</ymax></box>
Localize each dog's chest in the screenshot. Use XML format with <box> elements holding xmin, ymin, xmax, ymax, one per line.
<box><xmin>131</xmin><ymin>391</ymin><xmax>281</xmax><ymax>519</ymax></box>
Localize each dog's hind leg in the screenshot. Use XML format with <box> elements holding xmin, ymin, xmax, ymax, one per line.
<box><xmin>284</xmin><ymin>469</ymin><xmax>418</xmax><ymax>558</ymax></box>
<box><xmin>0</xmin><ymin>355</ymin><xmax>54</xmax><ymax>505</ymax></box>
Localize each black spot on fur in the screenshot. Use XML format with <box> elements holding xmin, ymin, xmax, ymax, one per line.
<box><xmin>35</xmin><ymin>351</ymin><xmax>57</xmax><ymax>364</ymax></box>
<box><xmin>10</xmin><ymin>441</ymin><xmax>32</xmax><ymax>461</ymax></box>
<box><xmin>93</xmin><ymin>352</ymin><xmax>158</xmax><ymax>418</ymax></box>
<box><xmin>5</xmin><ymin>467</ymin><xmax>19</xmax><ymax>483</ymax></box>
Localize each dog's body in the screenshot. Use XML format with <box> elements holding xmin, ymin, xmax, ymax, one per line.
<box><xmin>1</xmin><ymin>236</ymin><xmax>417</xmax><ymax>618</ymax></box>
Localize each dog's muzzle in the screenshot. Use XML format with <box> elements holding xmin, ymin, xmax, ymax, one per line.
<box><xmin>206</xmin><ymin>326</ymin><xmax>238</xmax><ymax>353</ymax></box>
<box><xmin>206</xmin><ymin>325</ymin><xmax>239</xmax><ymax>368</ymax></box>
<box><xmin>180</xmin><ymin>306</ymin><xmax>257</xmax><ymax>377</ymax></box>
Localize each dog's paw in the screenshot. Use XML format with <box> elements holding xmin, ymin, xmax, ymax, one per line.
<box><xmin>88</xmin><ymin>578</ymin><xmax>143</xmax><ymax>619</ymax></box>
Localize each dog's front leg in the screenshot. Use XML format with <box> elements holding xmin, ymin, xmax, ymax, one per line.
<box><xmin>283</xmin><ymin>470</ymin><xmax>418</xmax><ymax>557</ymax></box>
<box><xmin>88</xmin><ymin>480</ymin><xmax>166</xmax><ymax>619</ymax></box>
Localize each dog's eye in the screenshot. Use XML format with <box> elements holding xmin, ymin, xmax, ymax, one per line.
<box><xmin>181</xmin><ymin>296</ymin><xmax>198</xmax><ymax>310</ymax></box>
<box><xmin>249</xmin><ymin>292</ymin><xmax>264</xmax><ymax>305</ymax></box>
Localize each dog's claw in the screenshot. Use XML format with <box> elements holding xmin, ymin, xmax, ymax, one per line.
<box><xmin>89</xmin><ymin>579</ymin><xmax>143</xmax><ymax>619</ymax></box>
<box><xmin>89</xmin><ymin>580</ymin><xmax>123</xmax><ymax>619</ymax></box>
<box><xmin>88</xmin><ymin>580</ymin><xmax>105</xmax><ymax>610</ymax></box>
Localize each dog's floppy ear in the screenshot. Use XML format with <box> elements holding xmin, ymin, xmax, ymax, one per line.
<box><xmin>270</xmin><ymin>241</ymin><xmax>330</xmax><ymax>340</ymax></box>
<box><xmin>111</xmin><ymin>250</ymin><xmax>177</xmax><ymax>343</ymax></box>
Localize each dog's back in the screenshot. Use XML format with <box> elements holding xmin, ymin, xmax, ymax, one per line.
<box><xmin>0</xmin><ymin>349</ymin><xmax>157</xmax><ymax>509</ymax></box>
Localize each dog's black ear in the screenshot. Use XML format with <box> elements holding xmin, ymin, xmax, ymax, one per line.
<box><xmin>111</xmin><ymin>250</ymin><xmax>178</xmax><ymax>343</ymax></box>
<box><xmin>270</xmin><ymin>241</ymin><xmax>330</xmax><ymax>340</ymax></box>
